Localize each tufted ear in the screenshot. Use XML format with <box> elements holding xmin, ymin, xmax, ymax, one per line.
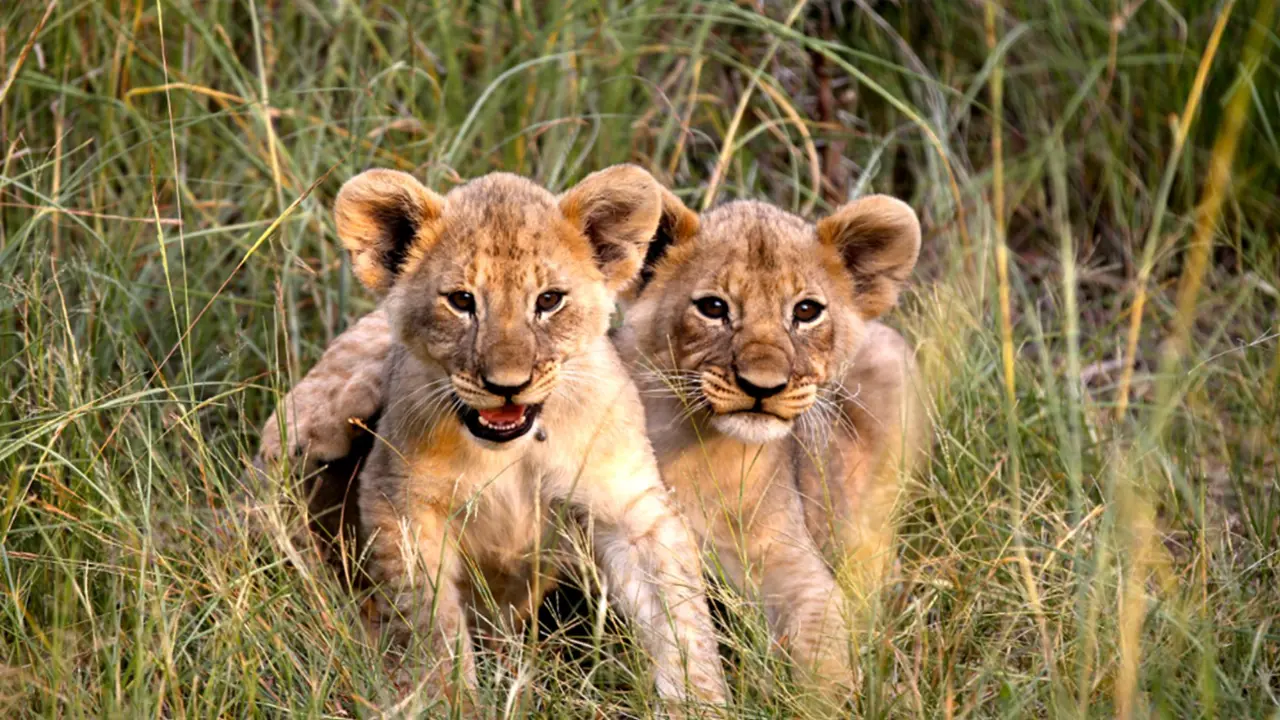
<box><xmin>635</xmin><ymin>186</ymin><xmax>700</xmax><ymax>292</ymax></box>
<box><xmin>558</xmin><ymin>164</ymin><xmax>665</xmax><ymax>292</ymax></box>
<box><xmin>334</xmin><ymin>169</ymin><xmax>445</xmax><ymax>294</ymax></box>
<box><xmin>817</xmin><ymin>195</ymin><xmax>921</xmax><ymax>319</ymax></box>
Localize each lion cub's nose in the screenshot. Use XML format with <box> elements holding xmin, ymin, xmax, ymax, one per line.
<box><xmin>734</xmin><ymin>371</ymin><xmax>787</xmax><ymax>400</ymax></box>
<box><xmin>482</xmin><ymin>376</ymin><xmax>532</xmax><ymax>399</ymax></box>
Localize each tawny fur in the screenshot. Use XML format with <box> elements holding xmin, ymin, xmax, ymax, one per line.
<box><xmin>258</xmin><ymin>188</ymin><xmax>928</xmax><ymax>711</ymax></box>
<box><xmin>257</xmin><ymin>309</ymin><xmax>392</xmax><ymax>472</ymax></box>
<box><xmin>619</xmin><ymin>195</ymin><xmax>928</xmax><ymax>705</ymax></box>
<box><xmin>258</xmin><ymin>166</ymin><xmax>726</xmax><ymax>713</ymax></box>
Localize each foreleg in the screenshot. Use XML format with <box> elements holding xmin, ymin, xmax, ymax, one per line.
<box><xmin>361</xmin><ymin>469</ymin><xmax>474</xmax><ymax>708</ymax></box>
<box><xmin>581</xmin><ymin>483</ymin><xmax>727</xmax><ymax>713</ymax></box>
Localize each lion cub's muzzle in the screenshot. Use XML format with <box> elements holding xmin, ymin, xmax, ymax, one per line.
<box><xmin>697</xmin><ymin>366</ymin><xmax>819</xmax><ymax>443</ymax></box>
<box><xmin>449</xmin><ymin>362</ymin><xmax>560</xmax><ymax>443</ymax></box>
<box><xmin>701</xmin><ymin>368</ymin><xmax>818</xmax><ymax>420</ymax></box>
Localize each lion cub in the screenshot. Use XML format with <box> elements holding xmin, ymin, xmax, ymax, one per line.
<box><xmin>616</xmin><ymin>192</ymin><xmax>927</xmax><ymax>702</ymax></box>
<box><xmin>261</xmin><ymin>166</ymin><xmax>726</xmax><ymax>710</ymax></box>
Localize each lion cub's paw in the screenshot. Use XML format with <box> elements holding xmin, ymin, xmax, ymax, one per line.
<box><xmin>256</xmin><ymin>310</ymin><xmax>392</xmax><ymax>472</ymax></box>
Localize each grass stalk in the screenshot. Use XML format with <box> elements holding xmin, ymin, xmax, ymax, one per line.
<box><xmin>1117</xmin><ymin>4</ymin><xmax>1275</xmax><ymax>716</ymax></box>
<box><xmin>986</xmin><ymin>0</ymin><xmax>1054</xmax><ymax>676</ymax></box>
<box><xmin>1112</xmin><ymin>0</ymin><xmax>1236</xmax><ymax>422</ymax></box>
<box><xmin>0</xmin><ymin>0</ymin><xmax>56</xmax><ymax>110</ymax></box>
<box><xmin>701</xmin><ymin>0</ymin><xmax>808</xmax><ymax>209</ymax></box>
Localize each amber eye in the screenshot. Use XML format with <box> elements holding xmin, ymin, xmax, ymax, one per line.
<box><xmin>446</xmin><ymin>291</ymin><xmax>475</xmax><ymax>313</ymax></box>
<box><xmin>793</xmin><ymin>299</ymin><xmax>825</xmax><ymax>323</ymax></box>
<box><xmin>536</xmin><ymin>291</ymin><xmax>565</xmax><ymax>314</ymax></box>
<box><xmin>694</xmin><ymin>296</ymin><xmax>729</xmax><ymax>320</ymax></box>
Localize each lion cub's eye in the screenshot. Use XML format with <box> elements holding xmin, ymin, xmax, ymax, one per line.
<box><xmin>535</xmin><ymin>291</ymin><xmax>565</xmax><ymax>314</ymax></box>
<box><xmin>793</xmin><ymin>299</ymin><xmax>825</xmax><ymax>323</ymax></box>
<box><xmin>446</xmin><ymin>291</ymin><xmax>476</xmax><ymax>313</ymax></box>
<box><xmin>693</xmin><ymin>296</ymin><xmax>729</xmax><ymax>320</ymax></box>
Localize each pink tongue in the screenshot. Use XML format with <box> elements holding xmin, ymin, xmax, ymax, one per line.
<box><xmin>478</xmin><ymin>404</ymin><xmax>526</xmax><ymax>424</ymax></box>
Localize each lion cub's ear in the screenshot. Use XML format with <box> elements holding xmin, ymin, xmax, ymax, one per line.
<box><xmin>334</xmin><ymin>169</ymin><xmax>445</xmax><ymax>294</ymax></box>
<box><xmin>817</xmin><ymin>195</ymin><xmax>921</xmax><ymax>319</ymax></box>
<box><xmin>640</xmin><ymin>187</ymin><xmax>700</xmax><ymax>287</ymax></box>
<box><xmin>558</xmin><ymin>164</ymin><xmax>665</xmax><ymax>292</ymax></box>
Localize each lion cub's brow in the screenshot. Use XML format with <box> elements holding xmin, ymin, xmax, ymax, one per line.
<box><xmin>701</xmin><ymin>201</ymin><xmax>813</xmax><ymax>248</ymax></box>
<box><xmin>443</xmin><ymin>180</ymin><xmax>553</xmax><ymax>240</ymax></box>
<box><xmin>689</xmin><ymin>202</ymin><xmax>824</xmax><ymax>293</ymax></box>
<box><xmin>434</xmin><ymin>178</ymin><xmax>592</xmax><ymax>272</ymax></box>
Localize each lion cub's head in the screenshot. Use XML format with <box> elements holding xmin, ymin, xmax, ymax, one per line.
<box><xmin>626</xmin><ymin>194</ymin><xmax>920</xmax><ymax>444</ymax></box>
<box><xmin>335</xmin><ymin>165</ymin><xmax>664</xmax><ymax>445</ymax></box>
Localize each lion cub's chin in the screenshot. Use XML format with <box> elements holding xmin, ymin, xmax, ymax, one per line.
<box><xmin>709</xmin><ymin>412</ymin><xmax>793</xmax><ymax>444</ymax></box>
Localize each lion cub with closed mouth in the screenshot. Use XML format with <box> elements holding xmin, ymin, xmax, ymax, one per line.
<box><xmin>617</xmin><ymin>191</ymin><xmax>928</xmax><ymax>704</ymax></box>
<box><xmin>261</xmin><ymin>165</ymin><xmax>726</xmax><ymax>711</ymax></box>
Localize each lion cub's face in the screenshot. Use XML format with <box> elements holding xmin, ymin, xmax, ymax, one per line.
<box><xmin>334</xmin><ymin>166</ymin><xmax>663</xmax><ymax>445</ymax></box>
<box><xmin>628</xmin><ymin>196</ymin><xmax>920</xmax><ymax>444</ymax></box>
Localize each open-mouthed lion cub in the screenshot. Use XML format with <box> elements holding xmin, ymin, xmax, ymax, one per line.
<box><xmin>259</xmin><ymin>165</ymin><xmax>726</xmax><ymax>711</ymax></box>
<box><xmin>260</xmin><ymin>186</ymin><xmax>925</xmax><ymax>706</ymax></box>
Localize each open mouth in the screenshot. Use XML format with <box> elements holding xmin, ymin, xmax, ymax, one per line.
<box><xmin>457</xmin><ymin>401</ymin><xmax>542</xmax><ymax>443</ymax></box>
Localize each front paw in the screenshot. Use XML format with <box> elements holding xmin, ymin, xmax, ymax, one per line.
<box><xmin>380</xmin><ymin>655</ymin><xmax>475</xmax><ymax>718</ymax></box>
<box><xmin>256</xmin><ymin>404</ymin><xmax>357</xmax><ymax>473</ymax></box>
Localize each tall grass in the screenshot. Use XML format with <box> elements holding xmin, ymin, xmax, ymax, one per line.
<box><xmin>2</xmin><ymin>1</ymin><xmax>1278</xmax><ymax>716</ymax></box>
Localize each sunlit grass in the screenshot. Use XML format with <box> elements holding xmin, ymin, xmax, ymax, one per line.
<box><xmin>2</xmin><ymin>1</ymin><xmax>1278</xmax><ymax>717</ymax></box>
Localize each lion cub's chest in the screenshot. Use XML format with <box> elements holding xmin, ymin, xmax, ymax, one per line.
<box><xmin>403</xmin><ymin>425</ymin><xmax>553</xmax><ymax>575</ymax></box>
<box><xmin>657</xmin><ymin>433</ymin><xmax>797</xmax><ymax>545</ymax></box>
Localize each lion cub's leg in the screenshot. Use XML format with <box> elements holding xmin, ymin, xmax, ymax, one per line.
<box><xmin>220</xmin><ymin>308</ymin><xmax>391</xmax><ymax>569</ymax></box>
<box><xmin>256</xmin><ymin>307</ymin><xmax>391</xmax><ymax>473</ymax></box>
<box><xmin>551</xmin><ymin>460</ymin><xmax>727</xmax><ymax>712</ymax></box>
<box><xmin>360</xmin><ymin>454</ymin><xmax>475</xmax><ymax>707</ymax></box>
<box><xmin>769</xmin><ymin>564</ymin><xmax>857</xmax><ymax>711</ymax></box>
<box><xmin>731</xmin><ymin>492</ymin><xmax>857</xmax><ymax>710</ymax></box>
<box><xmin>800</xmin><ymin>322</ymin><xmax>925</xmax><ymax>614</ymax></box>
